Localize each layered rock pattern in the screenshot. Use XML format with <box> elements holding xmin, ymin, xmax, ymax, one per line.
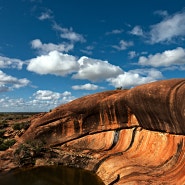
<box><xmin>0</xmin><ymin>79</ymin><xmax>185</xmax><ymax>184</ymax></box>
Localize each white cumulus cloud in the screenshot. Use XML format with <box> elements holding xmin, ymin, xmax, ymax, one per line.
<box><xmin>138</xmin><ymin>47</ymin><xmax>185</xmax><ymax>67</ymax></box>
<box><xmin>27</xmin><ymin>50</ymin><xmax>79</xmax><ymax>76</ymax></box>
<box><xmin>73</xmin><ymin>56</ymin><xmax>123</xmax><ymax>81</ymax></box>
<box><xmin>27</xmin><ymin>52</ymin><xmax>123</xmax><ymax>81</ymax></box>
<box><xmin>107</xmin><ymin>69</ymin><xmax>163</xmax><ymax>89</ymax></box>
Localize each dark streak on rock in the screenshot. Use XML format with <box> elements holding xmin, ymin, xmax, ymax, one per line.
<box><xmin>123</xmin><ymin>127</ymin><xmax>137</xmax><ymax>152</ymax></box>
<box><xmin>108</xmin><ymin>174</ymin><xmax>120</xmax><ymax>185</ymax></box>
<box><xmin>92</xmin><ymin>152</ymin><xmax>123</xmax><ymax>173</ymax></box>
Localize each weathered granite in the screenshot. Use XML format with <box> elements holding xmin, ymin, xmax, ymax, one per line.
<box><xmin>0</xmin><ymin>79</ymin><xmax>185</xmax><ymax>184</ymax></box>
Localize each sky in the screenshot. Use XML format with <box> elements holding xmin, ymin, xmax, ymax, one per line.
<box><xmin>0</xmin><ymin>0</ymin><xmax>185</xmax><ymax>112</ymax></box>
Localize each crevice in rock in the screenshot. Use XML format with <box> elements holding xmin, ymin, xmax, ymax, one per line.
<box><xmin>108</xmin><ymin>130</ymin><xmax>120</xmax><ymax>150</ymax></box>
<box><xmin>108</xmin><ymin>174</ymin><xmax>120</xmax><ymax>185</ymax></box>
<box><xmin>92</xmin><ymin>127</ymin><xmax>138</xmax><ymax>173</ymax></box>
<box><xmin>50</xmin><ymin>126</ymin><xmax>135</xmax><ymax>148</ymax></box>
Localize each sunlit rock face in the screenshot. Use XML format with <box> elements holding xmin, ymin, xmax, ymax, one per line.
<box><xmin>0</xmin><ymin>79</ymin><xmax>185</xmax><ymax>185</ymax></box>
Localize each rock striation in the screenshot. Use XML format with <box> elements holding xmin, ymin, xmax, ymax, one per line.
<box><xmin>0</xmin><ymin>79</ymin><xmax>185</xmax><ymax>184</ymax></box>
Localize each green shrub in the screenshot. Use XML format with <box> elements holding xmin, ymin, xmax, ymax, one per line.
<box><xmin>0</xmin><ymin>129</ymin><xmax>6</xmax><ymax>137</ymax></box>
<box><xmin>0</xmin><ymin>138</ymin><xmax>4</xmax><ymax>145</ymax></box>
<box><xmin>25</xmin><ymin>139</ymin><xmax>45</xmax><ymax>155</ymax></box>
<box><xmin>0</xmin><ymin>121</ymin><xmax>8</xmax><ymax>129</ymax></box>
<box><xmin>0</xmin><ymin>139</ymin><xmax>16</xmax><ymax>151</ymax></box>
<box><xmin>13</xmin><ymin>121</ymin><xmax>31</xmax><ymax>130</ymax></box>
<box><xmin>12</xmin><ymin>123</ymin><xmax>21</xmax><ymax>130</ymax></box>
<box><xmin>14</xmin><ymin>139</ymin><xmax>46</xmax><ymax>166</ymax></box>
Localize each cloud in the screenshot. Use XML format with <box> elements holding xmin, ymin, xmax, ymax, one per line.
<box><xmin>107</xmin><ymin>69</ymin><xmax>163</xmax><ymax>89</ymax></box>
<box><xmin>38</xmin><ymin>9</ymin><xmax>53</xmax><ymax>20</ymax></box>
<box><xmin>0</xmin><ymin>85</ymin><xmax>9</xmax><ymax>92</ymax></box>
<box><xmin>149</xmin><ymin>10</ymin><xmax>185</xmax><ymax>43</ymax></box>
<box><xmin>154</xmin><ymin>10</ymin><xmax>168</xmax><ymax>17</ymax></box>
<box><xmin>130</xmin><ymin>26</ymin><xmax>144</xmax><ymax>36</ymax></box>
<box><xmin>72</xmin><ymin>56</ymin><xmax>123</xmax><ymax>81</ymax></box>
<box><xmin>53</xmin><ymin>23</ymin><xmax>86</xmax><ymax>43</ymax></box>
<box><xmin>0</xmin><ymin>90</ymin><xmax>75</xmax><ymax>112</ymax></box>
<box><xmin>138</xmin><ymin>47</ymin><xmax>185</xmax><ymax>67</ymax></box>
<box><xmin>0</xmin><ymin>70</ymin><xmax>30</xmax><ymax>91</ymax></box>
<box><xmin>0</xmin><ymin>56</ymin><xmax>24</xmax><ymax>69</ymax></box>
<box><xmin>113</xmin><ymin>40</ymin><xmax>133</xmax><ymax>50</ymax></box>
<box><xmin>80</xmin><ymin>46</ymin><xmax>94</xmax><ymax>55</ymax></box>
<box><xmin>128</xmin><ymin>51</ymin><xmax>138</xmax><ymax>59</ymax></box>
<box><xmin>31</xmin><ymin>90</ymin><xmax>75</xmax><ymax>111</ymax></box>
<box><xmin>31</xmin><ymin>39</ymin><xmax>74</xmax><ymax>54</ymax></box>
<box><xmin>106</xmin><ymin>29</ymin><xmax>124</xmax><ymax>35</ymax></box>
<box><xmin>179</xmin><ymin>66</ymin><xmax>185</xmax><ymax>70</ymax></box>
<box><xmin>72</xmin><ymin>83</ymin><xmax>102</xmax><ymax>90</ymax></box>
<box><xmin>12</xmin><ymin>78</ymin><xmax>30</xmax><ymax>89</ymax></box>
<box><xmin>80</xmin><ymin>49</ymin><xmax>93</xmax><ymax>55</ymax></box>
<box><xmin>27</xmin><ymin>50</ymin><xmax>79</xmax><ymax>76</ymax></box>
<box><xmin>33</xmin><ymin>90</ymin><xmax>61</xmax><ymax>100</ymax></box>
<box><xmin>27</xmin><ymin>51</ymin><xmax>123</xmax><ymax>81</ymax></box>
<box><xmin>0</xmin><ymin>97</ymin><xmax>26</xmax><ymax>111</ymax></box>
<box><xmin>33</xmin><ymin>90</ymin><xmax>72</xmax><ymax>101</ymax></box>
<box><xmin>60</xmin><ymin>32</ymin><xmax>85</xmax><ymax>43</ymax></box>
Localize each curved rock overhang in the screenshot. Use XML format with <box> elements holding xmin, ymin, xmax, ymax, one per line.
<box><xmin>0</xmin><ymin>79</ymin><xmax>185</xmax><ymax>185</ymax></box>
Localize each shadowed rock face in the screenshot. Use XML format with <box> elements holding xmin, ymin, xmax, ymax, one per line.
<box><xmin>124</xmin><ymin>79</ymin><xmax>185</xmax><ymax>134</ymax></box>
<box><xmin>0</xmin><ymin>79</ymin><xmax>185</xmax><ymax>185</ymax></box>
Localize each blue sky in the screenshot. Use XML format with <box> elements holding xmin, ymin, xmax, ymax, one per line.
<box><xmin>0</xmin><ymin>0</ymin><xmax>185</xmax><ymax>112</ymax></box>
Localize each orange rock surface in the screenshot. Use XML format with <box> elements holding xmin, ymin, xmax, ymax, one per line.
<box><xmin>0</xmin><ymin>79</ymin><xmax>185</xmax><ymax>184</ymax></box>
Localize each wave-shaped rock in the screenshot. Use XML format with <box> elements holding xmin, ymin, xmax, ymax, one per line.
<box><xmin>0</xmin><ymin>79</ymin><xmax>185</xmax><ymax>184</ymax></box>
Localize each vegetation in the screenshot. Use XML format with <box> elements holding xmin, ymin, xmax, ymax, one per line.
<box><xmin>116</xmin><ymin>86</ymin><xmax>122</xmax><ymax>90</ymax></box>
<box><xmin>0</xmin><ymin>129</ymin><xmax>6</xmax><ymax>137</ymax></box>
<box><xmin>14</xmin><ymin>139</ymin><xmax>46</xmax><ymax>166</ymax></box>
<box><xmin>0</xmin><ymin>120</ymin><xmax>8</xmax><ymax>129</ymax></box>
<box><xmin>0</xmin><ymin>112</ymin><xmax>38</xmax><ymax>151</ymax></box>
<box><xmin>0</xmin><ymin>112</ymin><xmax>47</xmax><ymax>168</ymax></box>
<box><xmin>0</xmin><ymin>138</ymin><xmax>16</xmax><ymax>151</ymax></box>
<box><xmin>13</xmin><ymin>121</ymin><xmax>31</xmax><ymax>130</ymax></box>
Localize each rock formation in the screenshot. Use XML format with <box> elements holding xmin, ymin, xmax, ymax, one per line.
<box><xmin>0</xmin><ymin>79</ymin><xmax>185</xmax><ymax>184</ymax></box>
